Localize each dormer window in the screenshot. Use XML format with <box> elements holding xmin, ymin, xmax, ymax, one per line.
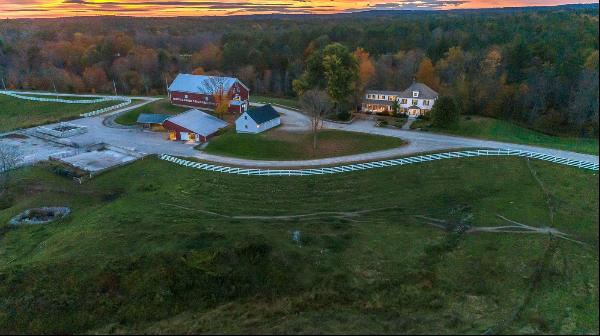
<box><xmin>412</xmin><ymin>91</ymin><xmax>419</xmax><ymax>98</ymax></box>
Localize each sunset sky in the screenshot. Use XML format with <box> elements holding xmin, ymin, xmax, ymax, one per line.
<box><xmin>0</xmin><ymin>0</ymin><xmax>597</xmax><ymax>18</ymax></box>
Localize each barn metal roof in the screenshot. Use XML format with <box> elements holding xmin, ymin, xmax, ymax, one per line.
<box><xmin>168</xmin><ymin>73</ymin><xmax>248</xmax><ymax>95</ymax></box>
<box><xmin>245</xmin><ymin>104</ymin><xmax>280</xmax><ymax>124</ymax></box>
<box><xmin>165</xmin><ymin>109</ymin><xmax>228</xmax><ymax>136</ymax></box>
<box><xmin>136</xmin><ymin>113</ymin><xmax>170</xmax><ymax>124</ymax></box>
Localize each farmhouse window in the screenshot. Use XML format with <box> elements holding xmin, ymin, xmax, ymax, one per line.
<box><xmin>401</xmin><ymin>98</ymin><xmax>407</xmax><ymax>104</ymax></box>
<box><xmin>412</xmin><ymin>99</ymin><xmax>418</xmax><ymax>105</ymax></box>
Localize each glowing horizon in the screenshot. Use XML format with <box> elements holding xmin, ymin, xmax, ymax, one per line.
<box><xmin>0</xmin><ymin>0</ymin><xmax>597</xmax><ymax>19</ymax></box>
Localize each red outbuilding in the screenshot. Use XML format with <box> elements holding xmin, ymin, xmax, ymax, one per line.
<box><xmin>168</xmin><ymin>73</ymin><xmax>250</xmax><ymax>114</ymax></box>
<box><xmin>162</xmin><ymin>109</ymin><xmax>229</xmax><ymax>143</ymax></box>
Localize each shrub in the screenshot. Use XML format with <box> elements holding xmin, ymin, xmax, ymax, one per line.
<box><xmin>337</xmin><ymin>110</ymin><xmax>351</xmax><ymax>121</ymax></box>
<box><xmin>431</xmin><ymin>96</ymin><xmax>459</xmax><ymax>128</ymax></box>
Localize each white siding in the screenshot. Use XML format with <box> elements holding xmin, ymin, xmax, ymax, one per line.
<box><xmin>235</xmin><ymin>112</ymin><xmax>281</xmax><ymax>134</ymax></box>
<box><xmin>397</xmin><ymin>97</ymin><xmax>437</xmax><ymax>111</ymax></box>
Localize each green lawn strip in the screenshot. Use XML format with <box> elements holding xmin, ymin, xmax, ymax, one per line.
<box><xmin>12</xmin><ymin>93</ymin><xmax>125</xmax><ymax>101</ymax></box>
<box><xmin>0</xmin><ymin>156</ymin><xmax>596</xmax><ymax>334</ymax></box>
<box><xmin>0</xmin><ymin>94</ymin><xmax>126</xmax><ymax>132</ymax></box>
<box><xmin>411</xmin><ymin>116</ymin><xmax>599</xmax><ymax>155</ymax></box>
<box><xmin>114</xmin><ymin>99</ymin><xmax>189</xmax><ymax>125</ymax></box>
<box><xmin>202</xmin><ymin>128</ymin><xmax>406</xmax><ymax>160</ymax></box>
<box><xmin>251</xmin><ymin>95</ymin><xmax>300</xmax><ymax>109</ymax></box>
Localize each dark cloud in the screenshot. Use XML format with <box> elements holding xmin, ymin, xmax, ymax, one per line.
<box><xmin>368</xmin><ymin>0</ymin><xmax>469</xmax><ymax>10</ymax></box>
<box><xmin>55</xmin><ymin>0</ymin><xmax>335</xmax><ymax>14</ymax></box>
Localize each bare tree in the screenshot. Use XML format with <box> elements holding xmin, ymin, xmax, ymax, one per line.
<box><xmin>300</xmin><ymin>89</ymin><xmax>331</xmax><ymax>152</ymax></box>
<box><xmin>0</xmin><ymin>143</ymin><xmax>22</xmax><ymax>194</ymax></box>
<box><xmin>200</xmin><ymin>76</ymin><xmax>231</xmax><ymax>117</ymax></box>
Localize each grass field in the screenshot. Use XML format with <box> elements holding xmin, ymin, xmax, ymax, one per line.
<box><xmin>0</xmin><ymin>156</ymin><xmax>597</xmax><ymax>334</ymax></box>
<box><xmin>12</xmin><ymin>93</ymin><xmax>118</xmax><ymax>101</ymax></box>
<box><xmin>114</xmin><ymin>99</ymin><xmax>189</xmax><ymax>125</ymax></box>
<box><xmin>0</xmin><ymin>94</ymin><xmax>124</xmax><ymax>132</ymax></box>
<box><xmin>203</xmin><ymin>129</ymin><xmax>406</xmax><ymax>160</ymax></box>
<box><xmin>411</xmin><ymin>116</ymin><xmax>599</xmax><ymax>155</ymax></box>
<box><xmin>251</xmin><ymin>95</ymin><xmax>300</xmax><ymax>109</ymax></box>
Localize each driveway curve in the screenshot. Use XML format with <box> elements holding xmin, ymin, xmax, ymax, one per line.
<box><xmin>188</xmin><ymin>105</ymin><xmax>597</xmax><ymax>168</ymax></box>
<box><xmin>3</xmin><ymin>94</ymin><xmax>597</xmax><ymax>170</ymax></box>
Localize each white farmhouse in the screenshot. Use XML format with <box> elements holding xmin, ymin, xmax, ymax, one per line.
<box><xmin>362</xmin><ymin>82</ymin><xmax>439</xmax><ymax>117</ymax></box>
<box><xmin>235</xmin><ymin>104</ymin><xmax>281</xmax><ymax>134</ymax></box>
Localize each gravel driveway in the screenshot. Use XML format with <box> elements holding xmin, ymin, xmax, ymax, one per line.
<box><xmin>2</xmin><ymin>97</ymin><xmax>597</xmax><ymax>170</ymax></box>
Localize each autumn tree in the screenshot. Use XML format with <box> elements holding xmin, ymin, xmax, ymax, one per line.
<box><xmin>354</xmin><ymin>48</ymin><xmax>375</xmax><ymax>91</ymax></box>
<box><xmin>192</xmin><ymin>44</ymin><xmax>222</xmax><ymax>71</ymax></box>
<box><xmin>192</xmin><ymin>67</ymin><xmax>205</xmax><ymax>75</ymax></box>
<box><xmin>201</xmin><ymin>76</ymin><xmax>231</xmax><ymax>117</ymax></box>
<box><xmin>415</xmin><ymin>57</ymin><xmax>439</xmax><ymax>90</ymax></box>
<box><xmin>83</xmin><ymin>65</ymin><xmax>108</xmax><ymax>93</ymax></box>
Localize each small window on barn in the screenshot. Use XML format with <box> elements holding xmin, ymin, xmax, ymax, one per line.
<box><xmin>245</xmin><ymin>125</ymin><xmax>248</xmax><ymax>129</ymax></box>
<box><xmin>184</xmin><ymin>94</ymin><xmax>188</xmax><ymax>99</ymax></box>
<box><xmin>244</xmin><ymin>116</ymin><xmax>247</xmax><ymax>120</ymax></box>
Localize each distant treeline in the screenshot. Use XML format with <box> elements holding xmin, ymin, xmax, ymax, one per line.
<box><xmin>0</xmin><ymin>5</ymin><xmax>598</xmax><ymax>136</ymax></box>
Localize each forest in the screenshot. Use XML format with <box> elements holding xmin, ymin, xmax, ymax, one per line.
<box><xmin>0</xmin><ymin>4</ymin><xmax>598</xmax><ymax>137</ymax></box>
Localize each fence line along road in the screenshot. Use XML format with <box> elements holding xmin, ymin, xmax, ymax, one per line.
<box><xmin>0</xmin><ymin>90</ymin><xmax>132</xmax><ymax>117</ymax></box>
<box><xmin>159</xmin><ymin>148</ymin><xmax>599</xmax><ymax>176</ymax></box>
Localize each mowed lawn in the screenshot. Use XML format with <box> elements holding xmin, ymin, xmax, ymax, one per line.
<box><xmin>115</xmin><ymin>98</ymin><xmax>189</xmax><ymax>125</ymax></box>
<box><xmin>251</xmin><ymin>95</ymin><xmax>300</xmax><ymax>109</ymax></box>
<box><xmin>0</xmin><ymin>156</ymin><xmax>597</xmax><ymax>334</ymax></box>
<box><xmin>203</xmin><ymin>129</ymin><xmax>406</xmax><ymax>160</ymax></box>
<box><xmin>412</xmin><ymin>116</ymin><xmax>599</xmax><ymax>155</ymax></box>
<box><xmin>0</xmin><ymin>94</ymin><xmax>123</xmax><ymax>132</ymax></box>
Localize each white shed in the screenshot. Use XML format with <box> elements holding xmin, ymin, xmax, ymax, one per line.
<box><xmin>235</xmin><ymin>104</ymin><xmax>281</xmax><ymax>134</ymax></box>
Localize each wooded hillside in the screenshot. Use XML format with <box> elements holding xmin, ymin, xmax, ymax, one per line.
<box><xmin>0</xmin><ymin>5</ymin><xmax>598</xmax><ymax>136</ymax></box>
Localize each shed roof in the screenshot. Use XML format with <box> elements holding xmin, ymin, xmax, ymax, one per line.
<box><xmin>168</xmin><ymin>73</ymin><xmax>248</xmax><ymax>95</ymax></box>
<box><xmin>165</xmin><ymin>109</ymin><xmax>228</xmax><ymax>136</ymax></box>
<box><xmin>244</xmin><ymin>104</ymin><xmax>280</xmax><ymax>124</ymax></box>
<box><xmin>136</xmin><ymin>113</ymin><xmax>170</xmax><ymax>124</ymax></box>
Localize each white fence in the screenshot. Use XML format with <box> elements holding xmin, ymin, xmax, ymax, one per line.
<box><xmin>79</xmin><ymin>100</ymin><xmax>132</xmax><ymax>117</ymax></box>
<box><xmin>159</xmin><ymin>149</ymin><xmax>599</xmax><ymax>176</ymax></box>
<box><xmin>0</xmin><ymin>90</ymin><xmax>131</xmax><ymax>117</ymax></box>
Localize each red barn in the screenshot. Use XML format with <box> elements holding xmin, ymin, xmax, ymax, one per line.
<box><xmin>168</xmin><ymin>73</ymin><xmax>250</xmax><ymax>114</ymax></box>
<box><xmin>162</xmin><ymin>109</ymin><xmax>229</xmax><ymax>143</ymax></box>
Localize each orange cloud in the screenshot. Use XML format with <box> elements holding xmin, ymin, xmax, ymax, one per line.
<box><xmin>0</xmin><ymin>0</ymin><xmax>597</xmax><ymax>18</ymax></box>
